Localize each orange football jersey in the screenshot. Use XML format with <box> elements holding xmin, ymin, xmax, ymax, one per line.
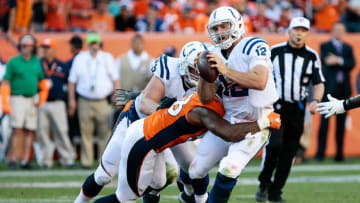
<box><xmin>143</xmin><ymin>93</ymin><xmax>224</xmax><ymax>153</ymax></box>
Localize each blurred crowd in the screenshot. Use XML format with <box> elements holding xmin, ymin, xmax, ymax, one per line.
<box><xmin>0</xmin><ymin>0</ymin><xmax>360</xmax><ymax>36</ymax></box>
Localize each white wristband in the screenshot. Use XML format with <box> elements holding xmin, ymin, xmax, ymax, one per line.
<box><xmin>257</xmin><ymin>116</ymin><xmax>270</xmax><ymax>130</ymax></box>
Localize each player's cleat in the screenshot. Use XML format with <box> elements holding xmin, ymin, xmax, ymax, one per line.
<box><xmin>255</xmin><ymin>186</ymin><xmax>268</xmax><ymax>202</ymax></box>
<box><xmin>176</xmin><ymin>178</ymin><xmax>184</xmax><ymax>192</ymax></box>
<box><xmin>268</xmin><ymin>194</ymin><xmax>286</xmax><ymax>203</ymax></box>
<box><xmin>142</xmin><ymin>193</ymin><xmax>160</xmax><ymax>203</ymax></box>
<box><xmin>178</xmin><ymin>191</ymin><xmax>195</xmax><ymax>203</ymax></box>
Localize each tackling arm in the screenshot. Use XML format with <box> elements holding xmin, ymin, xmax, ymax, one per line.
<box><xmin>189</xmin><ymin>107</ymin><xmax>261</xmax><ymax>142</ymax></box>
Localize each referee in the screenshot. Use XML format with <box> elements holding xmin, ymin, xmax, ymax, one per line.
<box><xmin>255</xmin><ymin>17</ymin><xmax>325</xmax><ymax>203</ymax></box>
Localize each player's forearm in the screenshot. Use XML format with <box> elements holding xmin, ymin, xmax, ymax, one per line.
<box><xmin>208</xmin><ymin>120</ymin><xmax>260</xmax><ymax>142</ymax></box>
<box><xmin>223</xmin><ymin>65</ymin><xmax>268</xmax><ymax>90</ymax></box>
<box><xmin>197</xmin><ymin>78</ymin><xmax>217</xmax><ymax>104</ymax></box>
<box><xmin>312</xmin><ymin>83</ymin><xmax>325</xmax><ymax>102</ymax></box>
<box><xmin>139</xmin><ymin>96</ymin><xmax>159</xmax><ymax>115</ymax></box>
<box><xmin>67</xmin><ymin>82</ymin><xmax>76</xmax><ymax>101</ymax></box>
<box><xmin>344</xmin><ymin>95</ymin><xmax>360</xmax><ymax>111</ymax></box>
<box><xmin>200</xmin><ymin>108</ymin><xmax>260</xmax><ymax>142</ymax></box>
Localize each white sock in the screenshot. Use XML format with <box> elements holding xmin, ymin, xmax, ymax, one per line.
<box><xmin>74</xmin><ymin>189</ymin><xmax>91</xmax><ymax>203</ymax></box>
<box><xmin>183</xmin><ymin>183</ymin><xmax>194</xmax><ymax>196</ymax></box>
<box><xmin>195</xmin><ymin>193</ymin><xmax>208</xmax><ymax>203</ymax></box>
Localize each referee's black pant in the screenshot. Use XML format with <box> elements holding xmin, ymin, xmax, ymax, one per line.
<box><xmin>258</xmin><ymin>100</ymin><xmax>305</xmax><ymax>197</ymax></box>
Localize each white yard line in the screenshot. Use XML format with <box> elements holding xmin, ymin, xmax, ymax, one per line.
<box><xmin>1</xmin><ymin>175</ymin><xmax>360</xmax><ymax>188</ymax></box>
<box><xmin>0</xmin><ymin>164</ymin><xmax>359</xmax><ymax>177</ymax></box>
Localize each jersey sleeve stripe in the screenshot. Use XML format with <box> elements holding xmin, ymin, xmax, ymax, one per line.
<box><xmin>164</xmin><ymin>55</ymin><xmax>170</xmax><ymax>80</ymax></box>
<box><xmin>246</xmin><ymin>40</ymin><xmax>268</xmax><ymax>55</ymax></box>
<box><xmin>159</xmin><ymin>55</ymin><xmax>165</xmax><ymax>79</ymax></box>
<box><xmin>242</xmin><ymin>37</ymin><xmax>261</xmax><ymax>54</ymax></box>
<box><xmin>201</xmin><ymin>42</ymin><xmax>208</xmax><ymax>50</ymax></box>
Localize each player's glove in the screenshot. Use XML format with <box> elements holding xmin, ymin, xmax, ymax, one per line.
<box><xmin>114</xmin><ymin>89</ymin><xmax>140</xmax><ymax>106</ymax></box>
<box><xmin>156</xmin><ymin>97</ymin><xmax>177</xmax><ymax>110</ymax></box>
<box><xmin>257</xmin><ymin>112</ymin><xmax>281</xmax><ymax>130</ymax></box>
<box><xmin>317</xmin><ymin>94</ymin><xmax>345</xmax><ymax>118</ymax></box>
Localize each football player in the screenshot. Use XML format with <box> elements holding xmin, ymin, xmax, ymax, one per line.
<box><xmin>93</xmin><ymin>92</ymin><xmax>281</xmax><ymax>203</ymax></box>
<box><xmin>188</xmin><ymin>6</ymin><xmax>279</xmax><ymax>203</ymax></box>
<box><xmin>74</xmin><ymin>41</ymin><xmax>208</xmax><ymax>203</ymax></box>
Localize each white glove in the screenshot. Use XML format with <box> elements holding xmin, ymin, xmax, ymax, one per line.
<box><xmin>316</xmin><ymin>94</ymin><xmax>345</xmax><ymax>118</ymax></box>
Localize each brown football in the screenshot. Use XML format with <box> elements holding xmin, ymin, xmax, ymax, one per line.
<box><xmin>197</xmin><ymin>51</ymin><xmax>219</xmax><ymax>83</ymax></box>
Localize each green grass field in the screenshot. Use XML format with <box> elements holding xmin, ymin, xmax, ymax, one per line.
<box><xmin>1</xmin><ymin>158</ymin><xmax>360</xmax><ymax>203</ymax></box>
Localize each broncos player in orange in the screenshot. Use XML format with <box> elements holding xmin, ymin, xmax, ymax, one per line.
<box><xmin>94</xmin><ymin>92</ymin><xmax>281</xmax><ymax>203</ymax></box>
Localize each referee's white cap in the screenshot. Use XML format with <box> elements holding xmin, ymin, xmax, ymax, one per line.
<box><xmin>289</xmin><ymin>17</ymin><xmax>310</xmax><ymax>30</ymax></box>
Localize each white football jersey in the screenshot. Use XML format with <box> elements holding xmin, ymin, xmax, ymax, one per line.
<box><xmin>135</xmin><ymin>54</ymin><xmax>186</xmax><ymax>118</ymax></box>
<box><xmin>212</xmin><ymin>36</ymin><xmax>279</xmax><ymax>123</ymax></box>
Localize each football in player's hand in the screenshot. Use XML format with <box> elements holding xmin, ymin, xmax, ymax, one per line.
<box><xmin>197</xmin><ymin>51</ymin><xmax>218</xmax><ymax>83</ymax></box>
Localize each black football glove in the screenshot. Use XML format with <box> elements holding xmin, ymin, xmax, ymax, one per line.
<box><xmin>156</xmin><ymin>97</ymin><xmax>177</xmax><ymax>110</ymax></box>
<box><xmin>114</xmin><ymin>89</ymin><xmax>140</xmax><ymax>106</ymax></box>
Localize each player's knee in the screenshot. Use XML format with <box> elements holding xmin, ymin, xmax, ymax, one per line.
<box><xmin>94</xmin><ymin>164</ymin><xmax>116</xmax><ymax>186</ymax></box>
<box><xmin>189</xmin><ymin>161</ymin><xmax>208</xmax><ymax>180</ymax></box>
<box><xmin>151</xmin><ymin>171</ymin><xmax>167</xmax><ymax>190</ymax></box>
<box><xmin>218</xmin><ymin>155</ymin><xmax>247</xmax><ymax>179</ymax></box>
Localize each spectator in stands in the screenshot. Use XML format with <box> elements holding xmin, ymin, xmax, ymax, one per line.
<box><xmin>14</xmin><ymin>0</ymin><xmax>32</xmax><ymax>34</ymax></box>
<box><xmin>115</xmin><ymin>33</ymin><xmax>153</xmax><ymax>92</ymax></box>
<box><xmin>187</xmin><ymin>0</ymin><xmax>207</xmax><ymax>15</ymax></box>
<box><xmin>46</xmin><ymin>0</ymin><xmax>69</xmax><ymax>32</ymax></box>
<box><xmin>0</xmin><ymin>0</ymin><xmax>16</xmax><ymax>36</ymax></box>
<box><xmin>277</xmin><ymin>2</ymin><xmax>293</xmax><ymax>32</ymax></box>
<box><xmin>161</xmin><ymin>0</ymin><xmax>181</xmax><ymax>32</ymax></box>
<box><xmin>31</xmin><ymin>0</ymin><xmax>46</xmax><ymax>32</ymax></box>
<box><xmin>195</xmin><ymin>0</ymin><xmax>217</xmax><ymax>32</ymax></box>
<box><xmin>108</xmin><ymin>0</ymin><xmax>131</xmax><ymax>17</ymax></box>
<box><xmin>37</xmin><ymin>38</ymin><xmax>75</xmax><ymax>168</ymax></box>
<box><xmin>133</xmin><ymin>0</ymin><xmax>152</xmax><ymax>19</ymax></box>
<box><xmin>312</xmin><ymin>0</ymin><xmax>341</xmax><ymax>32</ymax></box>
<box><xmin>1</xmin><ymin>34</ymin><xmax>49</xmax><ymax>169</ymax></box>
<box><xmin>265</xmin><ymin>0</ymin><xmax>282</xmax><ymax>23</ymax></box>
<box><xmin>66</xmin><ymin>35</ymin><xmax>83</xmax><ymax>138</ymax></box>
<box><xmin>251</xmin><ymin>3</ymin><xmax>276</xmax><ymax>32</ymax></box>
<box><xmin>68</xmin><ymin>33</ymin><xmax>119</xmax><ymax>168</ymax></box>
<box><xmin>135</xmin><ymin>3</ymin><xmax>165</xmax><ymax>32</ymax></box>
<box><xmin>68</xmin><ymin>0</ymin><xmax>93</xmax><ymax>32</ymax></box>
<box><xmin>91</xmin><ymin>0</ymin><xmax>114</xmax><ymax>33</ymax></box>
<box><xmin>316</xmin><ymin>22</ymin><xmax>355</xmax><ymax>162</ymax></box>
<box><xmin>115</xmin><ymin>5</ymin><xmax>136</xmax><ymax>31</ymax></box>
<box><xmin>344</xmin><ymin>0</ymin><xmax>360</xmax><ymax>32</ymax></box>
<box><xmin>230</xmin><ymin>0</ymin><xmax>253</xmax><ymax>33</ymax></box>
<box><xmin>175</xmin><ymin>4</ymin><xmax>196</xmax><ymax>33</ymax></box>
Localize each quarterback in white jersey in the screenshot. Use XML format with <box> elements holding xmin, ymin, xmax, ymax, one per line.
<box><xmin>74</xmin><ymin>41</ymin><xmax>208</xmax><ymax>203</ymax></box>
<box><xmin>187</xmin><ymin>6</ymin><xmax>279</xmax><ymax>203</ymax></box>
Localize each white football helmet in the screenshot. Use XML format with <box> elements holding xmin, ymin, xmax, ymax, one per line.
<box><xmin>179</xmin><ymin>41</ymin><xmax>209</xmax><ymax>88</ymax></box>
<box><xmin>207</xmin><ymin>6</ymin><xmax>245</xmax><ymax>50</ymax></box>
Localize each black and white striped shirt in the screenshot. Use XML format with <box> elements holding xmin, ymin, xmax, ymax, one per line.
<box><xmin>271</xmin><ymin>42</ymin><xmax>325</xmax><ymax>102</ymax></box>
